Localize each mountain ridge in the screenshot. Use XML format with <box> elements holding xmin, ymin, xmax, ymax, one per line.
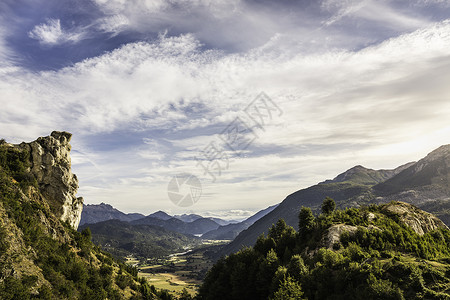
<box><xmin>202</xmin><ymin>204</ymin><xmax>278</xmax><ymax>240</ymax></box>
<box><xmin>220</xmin><ymin>144</ymin><xmax>450</xmax><ymax>256</ymax></box>
<box><xmin>80</xmin><ymin>202</ymin><xmax>145</xmax><ymax>226</ymax></box>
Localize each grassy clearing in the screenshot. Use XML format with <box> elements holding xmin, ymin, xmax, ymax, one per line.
<box><xmin>127</xmin><ymin>241</ymin><xmax>228</xmax><ymax>298</ymax></box>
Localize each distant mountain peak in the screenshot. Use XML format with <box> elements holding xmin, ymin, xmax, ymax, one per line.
<box><xmin>375</xmin><ymin>145</ymin><xmax>450</xmax><ymax>195</ymax></box>
<box><xmin>80</xmin><ymin>203</ymin><xmax>145</xmax><ymax>225</ymax></box>
<box><xmin>323</xmin><ymin>163</ymin><xmax>413</xmax><ymax>186</ymax></box>
<box><xmin>332</xmin><ymin>165</ymin><xmax>371</xmax><ymax>181</ymax></box>
<box><xmin>420</xmin><ymin>144</ymin><xmax>450</xmax><ymax>164</ymax></box>
<box><xmin>147</xmin><ymin>210</ymin><xmax>172</xmax><ymax>220</ymax></box>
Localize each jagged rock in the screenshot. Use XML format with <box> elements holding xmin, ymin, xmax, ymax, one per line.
<box><xmin>15</xmin><ymin>131</ymin><xmax>83</xmax><ymax>229</ymax></box>
<box><xmin>382</xmin><ymin>201</ymin><xmax>448</xmax><ymax>235</ymax></box>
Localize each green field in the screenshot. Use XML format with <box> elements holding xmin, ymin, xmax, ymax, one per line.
<box><xmin>127</xmin><ymin>242</ymin><xmax>227</xmax><ymax>297</ymax></box>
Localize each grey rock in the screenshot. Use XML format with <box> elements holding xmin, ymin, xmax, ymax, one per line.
<box><xmin>382</xmin><ymin>201</ymin><xmax>448</xmax><ymax>235</ymax></box>
<box><xmin>15</xmin><ymin>131</ymin><xmax>83</xmax><ymax>229</ymax></box>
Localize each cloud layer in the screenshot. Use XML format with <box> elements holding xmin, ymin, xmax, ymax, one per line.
<box><xmin>1</xmin><ymin>0</ymin><xmax>450</xmax><ymax>216</ymax></box>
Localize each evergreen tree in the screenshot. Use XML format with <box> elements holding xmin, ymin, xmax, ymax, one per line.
<box><xmin>321</xmin><ymin>197</ymin><xmax>336</xmax><ymax>215</ymax></box>
<box><xmin>271</xmin><ymin>276</ymin><xmax>304</xmax><ymax>300</ymax></box>
<box><xmin>298</xmin><ymin>207</ymin><xmax>315</xmax><ymax>236</ymax></box>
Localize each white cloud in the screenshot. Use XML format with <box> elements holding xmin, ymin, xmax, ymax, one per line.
<box><xmin>322</xmin><ymin>0</ymin><xmax>431</xmax><ymax>30</ymax></box>
<box><xmin>97</xmin><ymin>14</ymin><xmax>130</xmax><ymax>34</ymax></box>
<box><xmin>94</xmin><ymin>0</ymin><xmax>241</xmax><ymax>17</ymax></box>
<box><xmin>28</xmin><ymin>19</ymin><xmax>85</xmax><ymax>46</ymax></box>
<box><xmin>2</xmin><ymin>17</ymin><xmax>450</xmax><ymax>215</ymax></box>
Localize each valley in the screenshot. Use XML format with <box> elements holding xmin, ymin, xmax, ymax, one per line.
<box><xmin>126</xmin><ymin>242</ymin><xmax>228</xmax><ymax>297</ymax></box>
<box><xmin>2</xmin><ymin>132</ymin><xmax>450</xmax><ymax>299</ymax></box>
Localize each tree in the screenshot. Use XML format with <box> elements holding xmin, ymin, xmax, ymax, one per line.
<box><xmin>179</xmin><ymin>288</ymin><xmax>193</xmax><ymax>300</ymax></box>
<box><xmin>271</xmin><ymin>276</ymin><xmax>304</xmax><ymax>300</ymax></box>
<box><xmin>321</xmin><ymin>197</ymin><xmax>336</xmax><ymax>215</ymax></box>
<box><xmin>298</xmin><ymin>207</ymin><xmax>315</xmax><ymax>236</ymax></box>
<box><xmin>287</xmin><ymin>255</ymin><xmax>308</xmax><ymax>281</ymax></box>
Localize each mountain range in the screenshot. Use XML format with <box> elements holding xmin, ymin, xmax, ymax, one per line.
<box><xmin>81</xmin><ymin>203</ymin><xmax>272</xmax><ymax>238</ymax></box>
<box><xmin>220</xmin><ymin>144</ymin><xmax>450</xmax><ymax>256</ymax></box>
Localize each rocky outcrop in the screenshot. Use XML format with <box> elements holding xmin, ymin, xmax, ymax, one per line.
<box><xmin>15</xmin><ymin>131</ymin><xmax>83</xmax><ymax>229</ymax></box>
<box><xmin>323</xmin><ymin>224</ymin><xmax>357</xmax><ymax>249</ymax></box>
<box><xmin>319</xmin><ymin>202</ymin><xmax>446</xmax><ymax>251</ymax></box>
<box><xmin>322</xmin><ymin>223</ymin><xmax>381</xmax><ymax>249</ymax></box>
<box><xmin>382</xmin><ymin>201</ymin><xmax>448</xmax><ymax>235</ymax></box>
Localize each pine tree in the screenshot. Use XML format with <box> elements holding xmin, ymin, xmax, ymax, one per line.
<box><xmin>298</xmin><ymin>207</ymin><xmax>315</xmax><ymax>236</ymax></box>
<box><xmin>321</xmin><ymin>197</ymin><xmax>336</xmax><ymax>215</ymax></box>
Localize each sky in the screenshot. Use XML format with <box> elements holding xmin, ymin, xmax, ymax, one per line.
<box><xmin>1</xmin><ymin>0</ymin><xmax>450</xmax><ymax>220</ymax></box>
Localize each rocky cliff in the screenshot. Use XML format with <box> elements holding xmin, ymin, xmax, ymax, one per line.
<box><xmin>0</xmin><ymin>133</ymin><xmax>154</xmax><ymax>299</ymax></box>
<box><xmin>12</xmin><ymin>131</ymin><xmax>83</xmax><ymax>229</ymax></box>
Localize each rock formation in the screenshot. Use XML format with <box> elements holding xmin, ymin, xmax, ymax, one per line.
<box><xmin>15</xmin><ymin>131</ymin><xmax>83</xmax><ymax>229</ymax></box>
<box><xmin>382</xmin><ymin>201</ymin><xmax>448</xmax><ymax>235</ymax></box>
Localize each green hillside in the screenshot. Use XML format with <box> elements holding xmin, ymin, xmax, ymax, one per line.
<box><xmin>79</xmin><ymin>220</ymin><xmax>201</xmax><ymax>259</ymax></box>
<box><xmin>198</xmin><ymin>199</ymin><xmax>450</xmax><ymax>300</ymax></box>
<box><xmin>0</xmin><ymin>140</ymin><xmax>178</xmax><ymax>299</ymax></box>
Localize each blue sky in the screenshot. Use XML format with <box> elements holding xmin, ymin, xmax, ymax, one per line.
<box><xmin>1</xmin><ymin>0</ymin><xmax>450</xmax><ymax>219</ymax></box>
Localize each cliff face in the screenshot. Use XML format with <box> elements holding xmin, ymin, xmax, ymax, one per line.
<box><xmin>15</xmin><ymin>131</ymin><xmax>83</xmax><ymax>229</ymax></box>
<box><xmin>0</xmin><ymin>133</ymin><xmax>150</xmax><ymax>299</ymax></box>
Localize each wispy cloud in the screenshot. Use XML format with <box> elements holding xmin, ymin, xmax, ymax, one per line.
<box><xmin>28</xmin><ymin>18</ymin><xmax>85</xmax><ymax>46</ymax></box>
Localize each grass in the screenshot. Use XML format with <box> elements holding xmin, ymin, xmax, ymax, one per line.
<box><xmin>138</xmin><ymin>272</ymin><xmax>199</xmax><ymax>296</ymax></box>
<box><xmin>126</xmin><ymin>242</ymin><xmax>226</xmax><ymax>298</ymax></box>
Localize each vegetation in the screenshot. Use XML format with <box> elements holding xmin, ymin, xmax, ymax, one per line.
<box><xmin>79</xmin><ymin>220</ymin><xmax>201</xmax><ymax>260</ymax></box>
<box><xmin>321</xmin><ymin>196</ymin><xmax>335</xmax><ymax>215</ymax></box>
<box><xmin>198</xmin><ymin>198</ymin><xmax>450</xmax><ymax>300</ymax></box>
<box><xmin>0</xmin><ymin>144</ymin><xmax>180</xmax><ymax>299</ymax></box>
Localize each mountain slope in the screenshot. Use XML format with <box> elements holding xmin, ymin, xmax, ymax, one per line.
<box><xmin>199</xmin><ymin>202</ymin><xmax>450</xmax><ymax>300</ymax></box>
<box><xmin>202</xmin><ymin>204</ymin><xmax>278</xmax><ymax>240</ymax></box>
<box><xmin>79</xmin><ymin>220</ymin><xmax>201</xmax><ymax>259</ymax></box>
<box><xmin>0</xmin><ymin>132</ymin><xmax>163</xmax><ymax>299</ymax></box>
<box><xmin>173</xmin><ymin>213</ymin><xmax>203</xmax><ymax>223</ymax></box>
<box><xmin>80</xmin><ymin>203</ymin><xmax>145</xmax><ymax>225</ymax></box>
<box><xmin>131</xmin><ymin>215</ymin><xmax>221</xmax><ymax>235</ymax></box>
<box><xmin>322</xmin><ymin>163</ymin><xmax>415</xmax><ymax>185</ymax></box>
<box><xmin>221</xmin><ymin>145</ymin><xmax>450</xmax><ymax>256</ymax></box>
<box><xmin>375</xmin><ymin>145</ymin><xmax>450</xmax><ymax>195</ymax></box>
<box><xmin>220</xmin><ymin>181</ymin><xmax>373</xmax><ymax>255</ymax></box>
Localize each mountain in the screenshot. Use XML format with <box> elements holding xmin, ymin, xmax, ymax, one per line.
<box><xmin>202</xmin><ymin>204</ymin><xmax>278</xmax><ymax>240</ymax></box>
<box><xmin>131</xmin><ymin>215</ymin><xmax>221</xmax><ymax>235</ymax></box>
<box><xmin>175</xmin><ymin>214</ymin><xmax>235</xmax><ymax>226</ymax></box>
<box><xmin>147</xmin><ymin>210</ymin><xmax>172</xmax><ymax>220</ymax></box>
<box><xmin>0</xmin><ymin>132</ymin><xmax>162</xmax><ymax>299</ymax></box>
<box><xmin>321</xmin><ymin>163</ymin><xmax>415</xmax><ymax>185</ymax></box>
<box><xmin>80</xmin><ymin>202</ymin><xmax>145</xmax><ymax>225</ymax></box>
<box><xmin>220</xmin><ymin>145</ymin><xmax>450</xmax><ymax>256</ymax></box>
<box><xmin>173</xmin><ymin>213</ymin><xmax>203</xmax><ymax>223</ymax></box>
<box><xmin>79</xmin><ymin>220</ymin><xmax>200</xmax><ymax>259</ymax></box>
<box><xmin>374</xmin><ymin>145</ymin><xmax>450</xmax><ymax>195</ymax></box>
<box><xmin>81</xmin><ymin>205</ymin><xmax>235</xmax><ymax>230</ymax></box>
<box><xmin>198</xmin><ymin>201</ymin><xmax>450</xmax><ymax>299</ymax></box>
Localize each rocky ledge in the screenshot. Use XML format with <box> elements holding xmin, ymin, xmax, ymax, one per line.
<box><xmin>14</xmin><ymin>131</ymin><xmax>83</xmax><ymax>229</ymax></box>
